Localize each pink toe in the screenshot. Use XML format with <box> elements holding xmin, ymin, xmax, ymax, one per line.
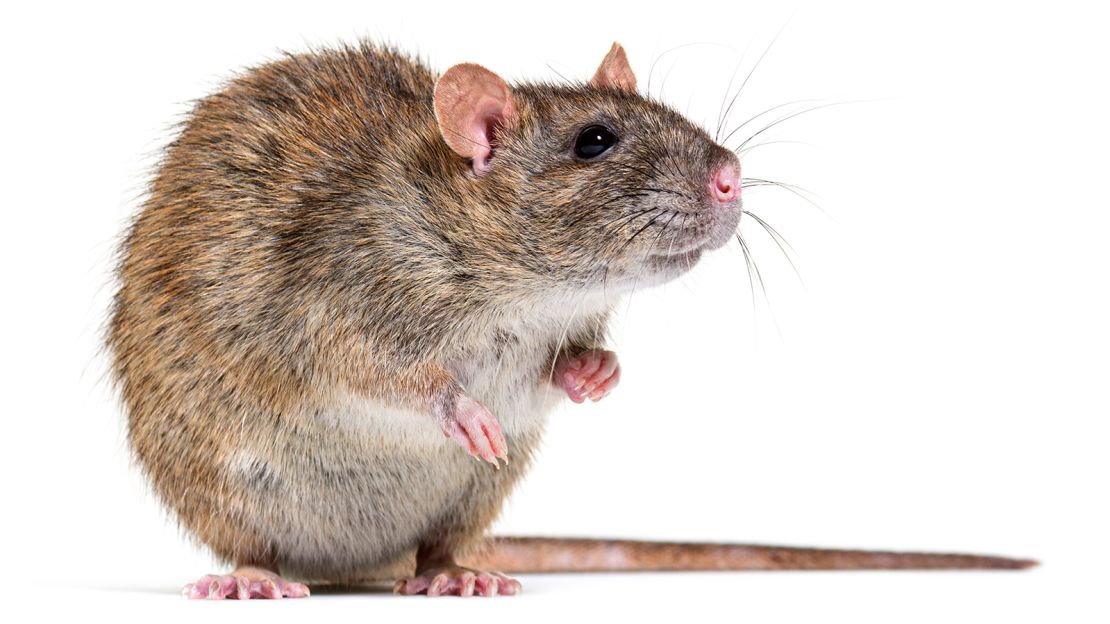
<box><xmin>399</xmin><ymin>576</ymin><xmax>430</xmax><ymax>595</ymax></box>
<box><xmin>251</xmin><ymin>579</ymin><xmax>282</xmax><ymax>599</ymax></box>
<box><xmin>235</xmin><ymin>576</ymin><xmax>251</xmax><ymax>600</ymax></box>
<box><xmin>460</xmin><ymin>572</ymin><xmax>477</xmax><ymax>597</ymax></box>
<box><xmin>490</xmin><ymin>572</ymin><xmax>520</xmax><ymax>595</ymax></box>
<box><xmin>427</xmin><ymin>573</ymin><xmax>449</xmax><ymax>597</ymax></box>
<box><xmin>185</xmin><ymin>577</ymin><xmax>212</xmax><ymax>600</ymax></box>
<box><xmin>217</xmin><ymin>576</ymin><xmax>240</xmax><ymax>599</ymax></box>
<box><xmin>577</xmin><ymin>360</ymin><xmax>601</xmax><ymax>379</ymax></box>
<box><xmin>475</xmin><ymin>573</ymin><xmax>500</xmax><ymax>597</ymax></box>
<box><xmin>282</xmin><ymin>581</ymin><xmax>310</xmax><ymax>598</ymax></box>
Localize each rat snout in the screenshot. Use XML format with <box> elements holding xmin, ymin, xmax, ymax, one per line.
<box><xmin>710</xmin><ymin>164</ymin><xmax>740</xmax><ymax>204</ymax></box>
<box><xmin>689</xmin><ymin>155</ymin><xmax>743</xmax><ymax>253</ymax></box>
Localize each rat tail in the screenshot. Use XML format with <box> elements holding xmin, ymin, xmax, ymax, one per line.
<box><xmin>464</xmin><ymin>537</ymin><xmax>1037</xmax><ymax>572</ymax></box>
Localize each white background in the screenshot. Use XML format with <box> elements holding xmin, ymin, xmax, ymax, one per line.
<box><xmin>2</xmin><ymin>0</ymin><xmax>1107</xmax><ymax>621</ymax></box>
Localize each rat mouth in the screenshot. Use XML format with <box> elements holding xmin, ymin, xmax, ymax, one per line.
<box><xmin>655</xmin><ymin>213</ymin><xmax>737</xmax><ymax>254</ymax></box>
<box><xmin>643</xmin><ymin>208</ymin><xmax>741</xmax><ymax>272</ymax></box>
<box><xmin>631</xmin><ymin>202</ymin><xmax>742</xmax><ymax>279</ymax></box>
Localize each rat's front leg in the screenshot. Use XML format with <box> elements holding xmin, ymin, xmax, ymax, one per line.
<box><xmin>434</xmin><ymin>388</ymin><xmax>508</xmax><ymax>466</ymax></box>
<box><xmin>553</xmin><ymin>348</ymin><xmax>621</xmax><ymax>403</ymax></box>
<box><xmin>352</xmin><ymin>359</ymin><xmax>508</xmax><ymax>465</ymax></box>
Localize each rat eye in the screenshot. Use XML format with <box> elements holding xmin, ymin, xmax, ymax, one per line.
<box><xmin>574</xmin><ymin>125</ymin><xmax>618</xmax><ymax>159</ymax></box>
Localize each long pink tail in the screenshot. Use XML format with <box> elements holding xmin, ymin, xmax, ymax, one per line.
<box><xmin>463</xmin><ymin>537</ymin><xmax>1037</xmax><ymax>572</ymax></box>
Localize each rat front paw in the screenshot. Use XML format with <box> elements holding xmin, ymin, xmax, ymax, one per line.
<box><xmin>438</xmin><ymin>393</ymin><xmax>508</xmax><ymax>466</ymax></box>
<box><xmin>554</xmin><ymin>349</ymin><xmax>620</xmax><ymax>403</ymax></box>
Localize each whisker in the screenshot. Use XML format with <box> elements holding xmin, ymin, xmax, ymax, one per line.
<box><xmin>607</xmin><ymin>160</ymin><xmax>655</xmax><ymax>180</ymax></box>
<box><xmin>664</xmin><ymin>213</ymin><xmax>683</xmax><ymax>258</ymax></box>
<box><xmin>650</xmin><ymin>212</ymin><xmax>680</xmax><ymax>254</ymax></box>
<box><xmin>737</xmin><ymin>100</ymin><xmax>861</xmax><ymax>153</ymax></box>
<box><xmin>646</xmin><ymin>41</ymin><xmax>725</xmax><ymax>96</ymax></box>
<box><xmin>741</xmin><ymin>177</ymin><xmax>812</xmax><ymax>193</ymax></box>
<box><xmin>715</xmin><ymin>45</ymin><xmax>754</xmax><ymax>142</ymax></box>
<box><xmin>646</xmin><ymin>157</ymin><xmax>671</xmax><ymax>180</ymax></box>
<box><xmin>621</xmin><ymin>211</ymin><xmax>680</xmax><ymax>318</ymax></box>
<box><xmin>742</xmin><ymin>209</ymin><xmax>802</xmax><ymax>282</ymax></box>
<box><xmin>734</xmin><ymin>231</ymin><xmax>769</xmax><ymax>309</ymax></box>
<box><xmin>741</xmin><ymin>177</ymin><xmax>828</xmax><ymax>217</ymax></box>
<box><xmin>544</xmin><ymin>62</ymin><xmax>573</xmax><ymax>85</ymax></box>
<box><xmin>618</xmin><ymin>213</ymin><xmax>666</xmax><ymax>257</ymax></box>
<box><xmin>564</xmin><ymin>193</ymin><xmax>650</xmax><ymax>229</ymax></box>
<box><xmin>720</xmin><ymin>98</ymin><xmax>822</xmax><ymax>147</ymax></box>
<box><xmin>602</xmin><ymin>205</ymin><xmax>664</xmax><ymax>233</ymax></box>
<box><xmin>737</xmin><ymin>139</ymin><xmax>812</xmax><ymax>156</ymax></box>
<box><xmin>717</xmin><ymin>23</ymin><xmax>790</xmax><ymax>144</ymax></box>
<box><xmin>622</xmin><ymin>186</ymin><xmax>695</xmax><ymax>201</ymax></box>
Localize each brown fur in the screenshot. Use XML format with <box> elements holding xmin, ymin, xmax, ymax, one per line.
<box><xmin>107</xmin><ymin>41</ymin><xmax>741</xmax><ymax>583</ymax></box>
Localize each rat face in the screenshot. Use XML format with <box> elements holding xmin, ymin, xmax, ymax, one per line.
<box><xmin>434</xmin><ymin>43</ymin><xmax>741</xmax><ymax>295</ymax></box>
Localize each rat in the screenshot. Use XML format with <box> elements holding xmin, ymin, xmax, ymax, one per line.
<box><xmin>107</xmin><ymin>41</ymin><xmax>1034</xmax><ymax>600</ymax></box>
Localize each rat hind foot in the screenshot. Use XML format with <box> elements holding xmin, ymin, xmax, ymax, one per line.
<box><xmin>394</xmin><ymin>566</ymin><xmax>520</xmax><ymax>597</ymax></box>
<box><xmin>183</xmin><ymin>566</ymin><xmax>310</xmax><ymax>599</ymax></box>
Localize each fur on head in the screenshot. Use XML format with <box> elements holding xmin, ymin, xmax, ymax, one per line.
<box><xmin>433</xmin><ymin>42</ymin><xmax>743</xmax><ymax>298</ymax></box>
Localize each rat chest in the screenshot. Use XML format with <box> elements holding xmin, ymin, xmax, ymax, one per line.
<box><xmin>325</xmin><ymin>326</ymin><xmax>563</xmax><ymax>446</ymax></box>
<box><xmin>448</xmin><ymin>327</ymin><xmax>565</xmax><ymax>435</ymax></box>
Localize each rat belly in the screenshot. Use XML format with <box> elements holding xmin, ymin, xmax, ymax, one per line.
<box><xmin>227</xmin><ymin>363</ymin><xmax>557</xmax><ymax>581</ymax></box>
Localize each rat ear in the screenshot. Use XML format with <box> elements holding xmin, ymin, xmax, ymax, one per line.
<box><xmin>589</xmin><ymin>42</ymin><xmax>637</xmax><ymax>93</ymax></box>
<box><xmin>434</xmin><ymin>63</ymin><xmax>516</xmax><ymax>176</ymax></box>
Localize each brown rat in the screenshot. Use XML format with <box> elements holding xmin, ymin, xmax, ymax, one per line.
<box><xmin>107</xmin><ymin>41</ymin><xmax>1032</xmax><ymax>600</ymax></box>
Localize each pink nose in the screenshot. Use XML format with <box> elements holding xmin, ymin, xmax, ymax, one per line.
<box><xmin>711</xmin><ymin>164</ymin><xmax>740</xmax><ymax>203</ymax></box>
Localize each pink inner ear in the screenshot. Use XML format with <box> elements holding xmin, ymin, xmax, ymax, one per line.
<box><xmin>464</xmin><ymin>95</ymin><xmax>505</xmax><ymax>174</ymax></box>
<box><xmin>434</xmin><ymin>63</ymin><xmax>516</xmax><ymax>176</ymax></box>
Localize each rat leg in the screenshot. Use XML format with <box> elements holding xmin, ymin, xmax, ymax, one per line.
<box><xmin>435</xmin><ymin>390</ymin><xmax>508</xmax><ymax>466</ymax></box>
<box><xmin>553</xmin><ymin>348</ymin><xmax>620</xmax><ymax>403</ymax></box>
<box><xmin>352</xmin><ymin>360</ymin><xmax>507</xmax><ymax>466</ymax></box>
<box><xmin>394</xmin><ymin>544</ymin><xmax>521</xmax><ymax>597</ymax></box>
<box><xmin>182</xmin><ymin>565</ymin><xmax>310</xmax><ymax>600</ymax></box>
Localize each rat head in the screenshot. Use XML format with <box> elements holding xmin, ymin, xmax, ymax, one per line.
<box><xmin>433</xmin><ymin>43</ymin><xmax>741</xmax><ymax>295</ymax></box>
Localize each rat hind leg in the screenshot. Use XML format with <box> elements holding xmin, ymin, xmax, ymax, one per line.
<box><xmin>183</xmin><ymin>565</ymin><xmax>310</xmax><ymax>600</ymax></box>
<box><xmin>393</xmin><ymin>543</ymin><xmax>520</xmax><ymax>597</ymax></box>
<box><xmin>389</xmin><ymin>423</ymin><xmax>543</xmax><ymax>597</ymax></box>
<box><xmin>168</xmin><ymin>467</ymin><xmax>310</xmax><ymax>599</ymax></box>
<box><xmin>392</xmin><ymin>473</ymin><xmax>530</xmax><ymax>599</ymax></box>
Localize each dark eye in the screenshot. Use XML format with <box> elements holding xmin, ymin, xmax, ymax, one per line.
<box><xmin>574</xmin><ymin>125</ymin><xmax>618</xmax><ymax>159</ymax></box>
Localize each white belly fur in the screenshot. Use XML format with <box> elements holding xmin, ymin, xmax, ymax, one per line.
<box><xmin>226</xmin><ymin>322</ymin><xmax>569</xmax><ymax>580</ymax></box>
